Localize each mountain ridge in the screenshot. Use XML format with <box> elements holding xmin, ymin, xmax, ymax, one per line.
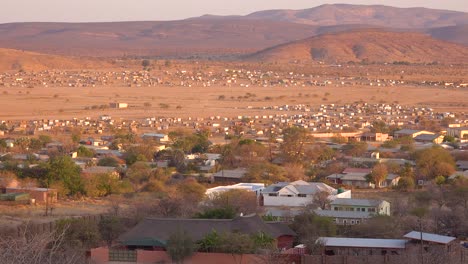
<box><xmin>0</xmin><ymin>4</ymin><xmax>467</xmax><ymax>57</ymax></box>
<box><xmin>245</xmin><ymin>29</ymin><xmax>468</xmax><ymax>64</ymax></box>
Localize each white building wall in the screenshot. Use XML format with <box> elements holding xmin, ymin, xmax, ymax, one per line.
<box><xmin>333</xmin><ymin>190</ymin><xmax>352</xmax><ymax>199</ymax></box>
<box><xmin>263</xmin><ymin>196</ymin><xmax>312</xmax><ymax>207</ymax></box>
<box><xmin>263</xmin><ymin>191</ymin><xmax>351</xmax><ymax>207</ymax></box>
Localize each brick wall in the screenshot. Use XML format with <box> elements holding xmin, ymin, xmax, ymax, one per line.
<box><xmin>302</xmin><ymin>251</ymin><xmax>466</xmax><ymax>264</ymax></box>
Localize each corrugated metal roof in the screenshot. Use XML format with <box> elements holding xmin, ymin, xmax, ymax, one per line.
<box><xmin>212</xmin><ymin>168</ymin><xmax>247</xmax><ymax>179</ymax></box>
<box><xmin>331</xmin><ymin>198</ymin><xmax>384</xmax><ymax>207</ymax></box>
<box><xmin>314</xmin><ymin>210</ymin><xmax>372</xmax><ymax>219</ymax></box>
<box><xmin>319</xmin><ymin>237</ymin><xmax>407</xmax><ymax>249</ymax></box>
<box><xmin>403</xmin><ymin>231</ymin><xmax>456</xmax><ymax>244</ymax></box>
<box><xmin>263</xmin><ymin>181</ymin><xmax>335</xmax><ymax>195</ymax></box>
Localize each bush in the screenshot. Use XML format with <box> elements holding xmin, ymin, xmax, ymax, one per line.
<box><xmin>396</xmin><ymin>177</ymin><xmax>415</xmax><ymax>191</ymax></box>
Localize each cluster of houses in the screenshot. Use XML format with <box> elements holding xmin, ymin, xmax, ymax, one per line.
<box><xmin>206</xmin><ymin>180</ymin><xmax>389</xmax><ymax>225</ymax></box>
<box><xmin>1</xmin><ymin>99</ymin><xmax>466</xmax><ymax>147</ymax></box>
<box><xmin>87</xmin><ymin>179</ymin><xmax>465</xmax><ymax>263</ymax></box>
<box><xmin>1</xmin><ymin>66</ymin><xmax>467</xmax><ymax>90</ymax></box>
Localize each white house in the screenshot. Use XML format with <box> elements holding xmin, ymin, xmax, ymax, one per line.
<box><xmin>261</xmin><ymin>180</ymin><xmax>351</xmax><ymax>207</ymax></box>
<box><xmin>330</xmin><ymin>198</ymin><xmax>391</xmax><ymax>216</ymax></box>
<box><xmin>205</xmin><ymin>183</ymin><xmax>265</xmax><ymax>197</ymax></box>
<box><xmin>141</xmin><ymin>133</ymin><xmax>169</xmax><ymax>143</ymax></box>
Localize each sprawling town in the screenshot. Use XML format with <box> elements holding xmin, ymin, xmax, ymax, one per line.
<box><xmin>1</xmin><ymin>2</ymin><xmax>468</xmax><ymax>264</ymax></box>
<box><xmin>1</xmin><ymin>68</ymin><xmax>468</xmax><ymax>263</ymax></box>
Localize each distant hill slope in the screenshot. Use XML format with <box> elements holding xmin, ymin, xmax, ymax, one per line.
<box><xmin>427</xmin><ymin>25</ymin><xmax>468</xmax><ymax>46</ymax></box>
<box><xmin>0</xmin><ymin>19</ymin><xmax>317</xmax><ymax>57</ymax></box>
<box><xmin>0</xmin><ymin>4</ymin><xmax>466</xmax><ymax>58</ymax></box>
<box><xmin>245</xmin><ymin>30</ymin><xmax>468</xmax><ymax>64</ymax></box>
<box><xmin>0</xmin><ymin>48</ymin><xmax>110</xmax><ymax>72</ymax></box>
<box><xmin>246</xmin><ymin>4</ymin><xmax>468</xmax><ymax>28</ymax></box>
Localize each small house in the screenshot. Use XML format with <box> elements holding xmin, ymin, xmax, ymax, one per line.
<box><xmin>6</xmin><ymin>187</ymin><xmax>57</xmax><ymax>203</ymax></box>
<box><xmin>318</xmin><ymin>237</ymin><xmax>407</xmax><ymax>256</ymax></box>
<box><xmin>330</xmin><ymin>198</ymin><xmax>391</xmax><ymax>216</ymax></box>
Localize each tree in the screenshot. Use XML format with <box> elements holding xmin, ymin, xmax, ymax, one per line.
<box><xmin>311</xmin><ymin>190</ymin><xmax>331</xmax><ymax>210</ymax></box>
<box><xmin>141</xmin><ymin>59</ymin><xmax>151</xmax><ymax>68</ymax></box>
<box><xmin>366</xmin><ymin>163</ymin><xmax>388</xmax><ymax>187</ymax></box>
<box><xmin>195</xmin><ymin>207</ymin><xmax>236</xmax><ymax>219</ymax></box>
<box><xmin>251</xmin><ymin>232</ymin><xmax>275</xmax><ymax>250</ymax></box>
<box><xmin>290</xmin><ymin>212</ymin><xmax>336</xmax><ymax>253</ymax></box>
<box><xmin>280</xmin><ymin>127</ymin><xmax>313</xmax><ymax>164</ymax></box>
<box><xmin>84</xmin><ymin>173</ymin><xmax>131</xmax><ymax>197</ymax></box>
<box><xmin>97</xmin><ymin>157</ymin><xmax>120</xmax><ymax>167</ymax></box>
<box><xmin>123</xmin><ymin>146</ymin><xmax>153</xmax><ymax>166</ymax></box>
<box><xmin>370</xmin><ymin>121</ymin><xmax>389</xmax><ymax>133</ymax></box>
<box><xmin>47</xmin><ymin>155</ymin><xmax>84</xmax><ymax>196</ymax></box>
<box><xmin>200</xmin><ymin>189</ymin><xmax>259</xmax><ymax>217</ymax></box>
<box><xmin>166</xmin><ymin>229</ymin><xmax>197</xmax><ymax>264</ymax></box>
<box><xmin>126</xmin><ymin>161</ymin><xmax>153</xmax><ymax>190</ymax></box>
<box><xmin>197</xmin><ymin>230</ymin><xmax>221</xmax><ymax>252</ymax></box>
<box><xmin>56</xmin><ymin>218</ymin><xmax>100</xmax><ymax>249</ymax></box>
<box><xmin>77</xmin><ymin>146</ymin><xmax>95</xmax><ymax>158</ymax></box>
<box><xmin>347</xmin><ymin>215</ymin><xmax>402</xmax><ymax>239</ymax></box>
<box><xmin>414</xmin><ymin>146</ymin><xmax>455</xmax><ymax>180</ymax></box>
<box><xmin>0</xmin><ymin>226</ymin><xmax>88</xmax><ymax>264</ymax></box>
<box><xmin>243</xmin><ymin>162</ymin><xmax>287</xmax><ymax>184</ymax></box>
<box><xmin>176</xmin><ymin>178</ymin><xmax>206</xmax><ymax>202</ymax></box>
<box><xmin>99</xmin><ymin>216</ymin><xmax>124</xmax><ymax>247</ymax></box>
<box><xmin>396</xmin><ymin>177</ymin><xmax>415</xmax><ymax>191</ymax></box>
<box><xmin>343</xmin><ymin>141</ymin><xmax>367</xmax><ymax>157</ymax></box>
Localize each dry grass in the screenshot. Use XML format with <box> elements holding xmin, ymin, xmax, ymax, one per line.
<box><xmin>0</xmin><ymin>82</ymin><xmax>466</xmax><ymax>120</ymax></box>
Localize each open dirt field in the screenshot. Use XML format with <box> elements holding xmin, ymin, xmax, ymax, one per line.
<box><xmin>0</xmin><ymin>84</ymin><xmax>466</xmax><ymax>120</ymax></box>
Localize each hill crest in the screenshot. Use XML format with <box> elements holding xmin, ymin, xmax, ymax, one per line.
<box><xmin>246</xmin><ymin>30</ymin><xmax>468</xmax><ymax>64</ymax></box>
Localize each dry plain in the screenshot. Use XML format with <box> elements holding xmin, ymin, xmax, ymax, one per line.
<box><xmin>0</xmin><ymin>62</ymin><xmax>467</xmax><ymax>120</ymax></box>
<box><xmin>0</xmin><ymin>83</ymin><xmax>466</xmax><ymax>121</ymax></box>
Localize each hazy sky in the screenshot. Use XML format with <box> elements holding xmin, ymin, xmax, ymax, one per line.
<box><xmin>2</xmin><ymin>0</ymin><xmax>467</xmax><ymax>23</ymax></box>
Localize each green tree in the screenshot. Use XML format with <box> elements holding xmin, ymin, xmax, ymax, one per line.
<box><xmin>97</xmin><ymin>157</ymin><xmax>120</xmax><ymax>167</ymax></box>
<box><xmin>166</xmin><ymin>229</ymin><xmax>197</xmax><ymax>264</ymax></box>
<box><xmin>84</xmin><ymin>173</ymin><xmax>130</xmax><ymax>197</ymax></box>
<box><xmin>123</xmin><ymin>145</ymin><xmax>153</xmax><ymax>165</ymax></box>
<box><xmin>47</xmin><ymin>155</ymin><xmax>84</xmax><ymax>196</ymax></box>
<box><xmin>413</xmin><ymin>146</ymin><xmax>455</xmax><ymax>179</ymax></box>
<box><xmin>29</xmin><ymin>138</ymin><xmax>45</xmax><ymax>151</ymax></box>
<box><xmin>443</xmin><ymin>135</ymin><xmax>456</xmax><ymax>143</ymax></box>
<box><xmin>197</xmin><ymin>230</ymin><xmax>221</xmax><ymax>252</ymax></box>
<box><xmin>251</xmin><ymin>232</ymin><xmax>275</xmax><ymax>250</ymax></box>
<box><xmin>77</xmin><ymin>146</ymin><xmax>95</xmax><ymax>158</ymax></box>
<box><xmin>126</xmin><ymin>162</ymin><xmax>153</xmax><ymax>190</ymax></box>
<box><xmin>195</xmin><ymin>207</ymin><xmax>236</xmax><ymax>219</ymax></box>
<box><xmin>396</xmin><ymin>177</ymin><xmax>415</xmax><ymax>191</ymax></box>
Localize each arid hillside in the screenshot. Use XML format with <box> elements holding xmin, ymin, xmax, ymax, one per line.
<box><xmin>0</xmin><ymin>19</ymin><xmax>317</xmax><ymax>57</ymax></box>
<box><xmin>246</xmin><ymin>30</ymin><xmax>468</xmax><ymax>64</ymax></box>
<box><xmin>427</xmin><ymin>25</ymin><xmax>468</xmax><ymax>46</ymax></box>
<box><xmin>0</xmin><ymin>48</ymin><xmax>110</xmax><ymax>72</ymax></box>
<box><xmin>0</xmin><ymin>5</ymin><xmax>466</xmax><ymax>58</ymax></box>
<box><xmin>246</xmin><ymin>4</ymin><xmax>468</xmax><ymax>28</ymax></box>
